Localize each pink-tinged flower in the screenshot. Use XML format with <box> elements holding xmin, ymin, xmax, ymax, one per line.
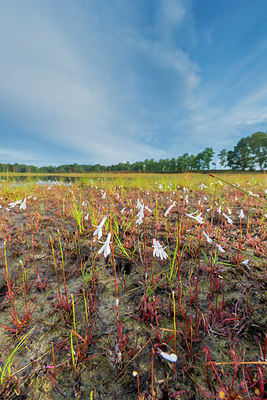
<box><xmin>165</xmin><ymin>201</ymin><xmax>176</xmax><ymax>217</ymax></box>
<box><xmin>153</xmin><ymin>239</ymin><xmax>168</xmax><ymax>260</ymax></box>
<box><xmin>98</xmin><ymin>232</ymin><xmax>111</xmax><ymax>258</ymax></box>
<box><xmin>185</xmin><ymin>212</ymin><xmax>205</xmax><ymax>224</ymax></box>
<box><xmin>202</xmin><ymin>231</ymin><xmax>212</xmax><ymax>244</ymax></box>
<box><xmin>93</xmin><ymin>216</ymin><xmax>107</xmax><ymax>239</ymax></box>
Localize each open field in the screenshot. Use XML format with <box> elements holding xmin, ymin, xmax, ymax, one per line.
<box><xmin>0</xmin><ymin>172</ymin><xmax>266</xmax><ymax>399</ymax></box>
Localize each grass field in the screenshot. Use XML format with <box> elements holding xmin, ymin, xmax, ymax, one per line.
<box><xmin>0</xmin><ymin>172</ymin><xmax>266</xmax><ymax>399</ymax></box>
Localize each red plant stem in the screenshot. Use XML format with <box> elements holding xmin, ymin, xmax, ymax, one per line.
<box><xmin>32</xmin><ymin>234</ymin><xmax>45</xmax><ymax>289</ymax></box>
<box><xmin>58</xmin><ymin>236</ymin><xmax>68</xmax><ymax>306</ymax></box>
<box><xmin>50</xmin><ymin>237</ymin><xmax>61</xmax><ymax>299</ymax></box>
<box><xmin>203</xmin><ymin>346</ymin><xmax>224</xmax><ymax>388</ymax></box>
<box><xmin>151</xmin><ymin>249</ymin><xmax>159</xmax><ymax>330</ymax></box>
<box><xmin>176</xmin><ymin>208</ymin><xmax>189</xmax><ymax>332</ymax></box>
<box><xmin>143</xmin><ymin>212</ymin><xmax>148</xmax><ymax>311</ymax></box>
<box><xmin>256</xmin><ymin>365</ymin><xmax>264</xmax><ymax>398</ymax></box>
<box><xmin>110</xmin><ymin>228</ymin><xmax>120</xmax><ymax>340</ymax></box>
<box><xmin>246</xmin><ymin>197</ymin><xmax>250</xmax><ymax>237</ymax></box>
<box><xmin>230</xmin><ymin>350</ymin><xmax>237</xmax><ymax>395</ymax></box>
<box><xmin>0</xmin><ymin>246</ymin><xmax>21</xmax><ymax>326</ymax></box>
<box><xmin>209</xmin><ymin>185</ymin><xmax>217</xmax><ymax>236</ymax></box>
<box><xmin>137</xmin><ymin>373</ymin><xmax>140</xmax><ymax>400</ymax></box>
<box><xmin>151</xmin><ymin>347</ymin><xmax>154</xmax><ymax>400</ymax></box>
<box><xmin>263</xmin><ymin>334</ymin><xmax>267</xmax><ymax>361</ymax></box>
<box><xmin>21</xmin><ymin>262</ymin><xmax>28</xmax><ymax>311</ymax></box>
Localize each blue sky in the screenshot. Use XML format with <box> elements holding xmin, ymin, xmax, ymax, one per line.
<box><xmin>0</xmin><ymin>0</ymin><xmax>267</xmax><ymax>166</ymax></box>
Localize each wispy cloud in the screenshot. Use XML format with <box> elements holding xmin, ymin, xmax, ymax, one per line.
<box><xmin>0</xmin><ymin>0</ymin><xmax>266</xmax><ymax>165</ymax></box>
<box><xmin>0</xmin><ymin>0</ymin><xmax>202</xmax><ymax>164</ymax></box>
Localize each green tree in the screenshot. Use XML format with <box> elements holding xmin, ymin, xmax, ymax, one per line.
<box><xmin>248</xmin><ymin>131</ymin><xmax>267</xmax><ymax>170</ymax></box>
<box><xmin>218</xmin><ymin>149</ymin><xmax>228</xmax><ymax>168</ymax></box>
<box><xmin>202</xmin><ymin>147</ymin><xmax>215</xmax><ymax>170</ymax></box>
<box><xmin>227</xmin><ymin>137</ymin><xmax>253</xmax><ymax>170</ymax></box>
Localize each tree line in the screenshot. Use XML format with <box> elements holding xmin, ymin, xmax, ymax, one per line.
<box><xmin>218</xmin><ymin>131</ymin><xmax>266</xmax><ymax>170</ymax></box>
<box><xmin>0</xmin><ymin>131</ymin><xmax>266</xmax><ymax>173</ymax></box>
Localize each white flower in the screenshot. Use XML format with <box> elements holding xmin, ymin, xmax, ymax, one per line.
<box><xmin>136</xmin><ymin>198</ymin><xmax>143</xmax><ymax>209</ymax></box>
<box><xmin>136</xmin><ymin>205</ymin><xmax>144</xmax><ymax>225</ymax></box>
<box><xmin>159</xmin><ymin>184</ymin><xmax>163</xmax><ymax>190</ymax></box>
<box><xmin>238</xmin><ymin>209</ymin><xmax>245</xmax><ymax>219</ymax></box>
<box><xmin>102</xmin><ymin>192</ymin><xmax>106</xmax><ymax>199</ymax></box>
<box><xmin>242</xmin><ymin>259</ymin><xmax>249</xmax><ymax>266</ymax></box>
<box><xmin>248</xmin><ymin>191</ymin><xmax>259</xmax><ymax>197</ymax></box>
<box><xmin>185</xmin><ymin>212</ymin><xmax>205</xmax><ymax>224</ymax></box>
<box><xmin>98</xmin><ymin>232</ymin><xmax>111</xmax><ymax>258</ymax></box>
<box><xmin>120</xmin><ymin>207</ymin><xmax>126</xmax><ymax>214</ymax></box>
<box><xmin>223</xmin><ymin>213</ymin><xmax>233</xmax><ymax>224</ymax></box>
<box><xmin>216</xmin><ymin>244</ymin><xmax>225</xmax><ymax>253</ymax></box>
<box><xmin>202</xmin><ymin>231</ymin><xmax>213</xmax><ymax>244</ymax></box>
<box><xmin>222</xmin><ymin>213</ymin><xmax>233</xmax><ymax>224</ymax></box>
<box><xmin>227</xmin><ymin>207</ymin><xmax>232</xmax><ymax>215</ymax></box>
<box><xmin>217</xmin><ymin>206</ymin><xmax>222</xmax><ymax>214</ymax></box>
<box><xmin>164</xmin><ymin>201</ymin><xmax>176</xmax><ymax>217</ymax></box>
<box><xmin>93</xmin><ymin>216</ymin><xmax>107</xmax><ymax>239</ymax></box>
<box><xmin>20</xmin><ymin>198</ymin><xmax>27</xmax><ymax>210</ymax></box>
<box><xmin>152</xmin><ymin>239</ymin><xmax>168</xmax><ymax>260</ymax></box>
<box><xmin>84</xmin><ymin>214</ymin><xmax>89</xmax><ymax>221</ymax></box>
<box><xmin>9</xmin><ymin>199</ymin><xmax>22</xmax><ymax>208</ymax></box>
<box><xmin>158</xmin><ymin>350</ymin><xmax>177</xmax><ymax>363</ymax></box>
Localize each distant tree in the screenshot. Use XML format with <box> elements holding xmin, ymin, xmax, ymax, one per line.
<box><xmin>202</xmin><ymin>147</ymin><xmax>215</xmax><ymax>170</ymax></box>
<box><xmin>195</xmin><ymin>148</ymin><xmax>214</xmax><ymax>170</ymax></box>
<box><xmin>227</xmin><ymin>137</ymin><xmax>253</xmax><ymax>170</ymax></box>
<box><xmin>131</xmin><ymin>161</ymin><xmax>144</xmax><ymax>171</ymax></box>
<box><xmin>248</xmin><ymin>131</ymin><xmax>267</xmax><ymax>170</ymax></box>
<box><xmin>195</xmin><ymin>152</ymin><xmax>204</xmax><ymax>170</ymax></box>
<box><xmin>218</xmin><ymin>149</ymin><xmax>228</xmax><ymax>168</ymax></box>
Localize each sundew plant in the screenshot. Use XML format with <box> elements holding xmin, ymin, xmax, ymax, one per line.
<box><xmin>0</xmin><ymin>172</ymin><xmax>266</xmax><ymax>399</ymax></box>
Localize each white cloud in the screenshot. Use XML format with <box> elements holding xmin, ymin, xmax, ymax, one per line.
<box><xmin>0</xmin><ymin>0</ymin><xmax>202</xmax><ymax>164</ymax></box>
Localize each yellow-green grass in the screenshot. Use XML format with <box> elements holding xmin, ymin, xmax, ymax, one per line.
<box><xmin>0</xmin><ymin>171</ymin><xmax>266</xmax><ymax>192</ymax></box>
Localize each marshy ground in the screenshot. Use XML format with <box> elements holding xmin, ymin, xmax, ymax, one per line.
<box><xmin>0</xmin><ymin>173</ymin><xmax>266</xmax><ymax>399</ymax></box>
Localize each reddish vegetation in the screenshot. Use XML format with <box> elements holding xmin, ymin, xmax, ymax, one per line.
<box><xmin>0</xmin><ymin>175</ymin><xmax>266</xmax><ymax>399</ymax></box>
